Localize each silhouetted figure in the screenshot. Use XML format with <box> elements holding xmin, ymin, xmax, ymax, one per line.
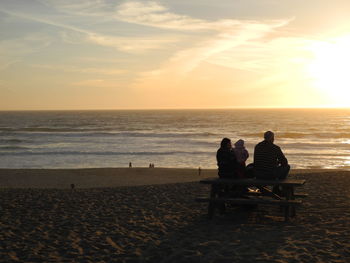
<box><xmin>233</xmin><ymin>139</ymin><xmax>249</xmax><ymax>178</ymax></box>
<box><xmin>254</xmin><ymin>131</ymin><xmax>290</xmax><ymax>180</ymax></box>
<box><xmin>129</xmin><ymin>162</ymin><xmax>132</xmax><ymax>168</ymax></box>
<box><xmin>70</xmin><ymin>184</ymin><xmax>75</xmax><ymax>190</ymax></box>
<box><xmin>198</xmin><ymin>167</ymin><xmax>201</xmax><ymax>176</ymax></box>
<box><xmin>216</xmin><ymin>138</ymin><xmax>238</xmax><ymax>179</ymax></box>
<box><xmin>216</xmin><ymin>138</ymin><xmax>243</xmax><ymax>208</ymax></box>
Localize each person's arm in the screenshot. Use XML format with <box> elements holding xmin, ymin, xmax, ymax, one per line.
<box><xmin>216</xmin><ymin>150</ymin><xmax>222</xmax><ymax>166</ymax></box>
<box><xmin>276</xmin><ymin>146</ymin><xmax>288</xmax><ymax>166</ymax></box>
<box><xmin>244</xmin><ymin>149</ymin><xmax>249</xmax><ymax>161</ymax></box>
<box><xmin>253</xmin><ymin>144</ymin><xmax>259</xmax><ymax>165</ymax></box>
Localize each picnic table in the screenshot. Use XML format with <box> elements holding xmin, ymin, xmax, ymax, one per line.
<box><xmin>196</xmin><ymin>177</ymin><xmax>306</xmax><ymax>221</ymax></box>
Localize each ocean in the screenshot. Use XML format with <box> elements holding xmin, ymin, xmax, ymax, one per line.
<box><xmin>0</xmin><ymin>109</ymin><xmax>349</xmax><ymax>169</ymax></box>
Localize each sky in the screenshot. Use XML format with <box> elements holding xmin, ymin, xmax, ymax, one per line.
<box><xmin>1</xmin><ymin>0</ymin><xmax>350</xmax><ymax>110</ymax></box>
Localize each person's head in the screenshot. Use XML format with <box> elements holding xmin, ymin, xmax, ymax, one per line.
<box><xmin>264</xmin><ymin>131</ymin><xmax>274</xmax><ymax>143</ymax></box>
<box><xmin>220</xmin><ymin>137</ymin><xmax>232</xmax><ymax>149</ymax></box>
<box><xmin>234</xmin><ymin>139</ymin><xmax>245</xmax><ymax>148</ymax></box>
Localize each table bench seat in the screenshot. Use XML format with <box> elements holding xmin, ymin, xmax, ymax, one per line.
<box><xmin>200</xmin><ymin>178</ymin><xmax>306</xmax><ymax>187</ymax></box>
<box><xmin>245</xmin><ymin>190</ymin><xmax>308</xmax><ymax>198</ymax></box>
<box><xmin>196</xmin><ymin>197</ymin><xmax>303</xmax><ymax>206</ymax></box>
<box><xmin>197</xmin><ymin>177</ymin><xmax>306</xmax><ymax>221</ymax></box>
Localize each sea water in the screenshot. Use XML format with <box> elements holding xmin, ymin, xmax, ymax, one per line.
<box><xmin>0</xmin><ymin>109</ymin><xmax>349</xmax><ymax>169</ymax></box>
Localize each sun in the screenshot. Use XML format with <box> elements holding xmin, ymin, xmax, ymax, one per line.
<box><xmin>306</xmin><ymin>35</ymin><xmax>350</xmax><ymax>106</ymax></box>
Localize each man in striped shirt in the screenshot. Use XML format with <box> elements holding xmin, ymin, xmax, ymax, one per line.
<box><xmin>254</xmin><ymin>131</ymin><xmax>290</xmax><ymax>180</ymax></box>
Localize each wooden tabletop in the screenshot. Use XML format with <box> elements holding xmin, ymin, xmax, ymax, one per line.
<box><xmin>200</xmin><ymin>177</ymin><xmax>306</xmax><ymax>186</ymax></box>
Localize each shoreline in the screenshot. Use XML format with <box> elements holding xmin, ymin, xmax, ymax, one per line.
<box><xmin>0</xmin><ymin>167</ymin><xmax>349</xmax><ymax>189</ymax></box>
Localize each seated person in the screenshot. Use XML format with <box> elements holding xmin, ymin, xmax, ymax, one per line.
<box><xmin>233</xmin><ymin>139</ymin><xmax>249</xmax><ymax>178</ymax></box>
<box><xmin>217</xmin><ymin>138</ymin><xmax>248</xmax><ymax>199</ymax></box>
<box><xmin>253</xmin><ymin>131</ymin><xmax>290</xmax><ymax>180</ymax></box>
<box><xmin>216</xmin><ymin>137</ymin><xmax>238</xmax><ymax>179</ymax></box>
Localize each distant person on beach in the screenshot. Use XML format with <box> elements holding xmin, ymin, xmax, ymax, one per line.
<box><xmin>253</xmin><ymin>131</ymin><xmax>290</xmax><ymax>180</ymax></box>
<box><xmin>233</xmin><ymin>139</ymin><xmax>249</xmax><ymax>178</ymax></box>
<box><xmin>216</xmin><ymin>138</ymin><xmax>238</xmax><ymax>178</ymax></box>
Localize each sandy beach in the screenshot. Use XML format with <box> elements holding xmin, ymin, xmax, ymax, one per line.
<box><xmin>0</xmin><ymin>168</ymin><xmax>349</xmax><ymax>262</ymax></box>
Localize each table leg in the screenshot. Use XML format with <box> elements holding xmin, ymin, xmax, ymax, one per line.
<box><xmin>290</xmin><ymin>187</ymin><xmax>296</xmax><ymax>217</ymax></box>
<box><xmin>283</xmin><ymin>186</ymin><xmax>292</xmax><ymax>222</ymax></box>
<box><xmin>208</xmin><ymin>184</ymin><xmax>217</xmax><ymax>219</ymax></box>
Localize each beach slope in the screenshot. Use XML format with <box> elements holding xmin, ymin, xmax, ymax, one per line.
<box><xmin>0</xmin><ymin>168</ymin><xmax>349</xmax><ymax>262</ymax></box>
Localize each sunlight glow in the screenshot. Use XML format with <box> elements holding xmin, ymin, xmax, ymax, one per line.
<box><xmin>306</xmin><ymin>35</ymin><xmax>350</xmax><ymax>106</ymax></box>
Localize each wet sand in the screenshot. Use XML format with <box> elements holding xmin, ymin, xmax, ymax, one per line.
<box><xmin>0</xmin><ymin>168</ymin><xmax>349</xmax><ymax>262</ymax></box>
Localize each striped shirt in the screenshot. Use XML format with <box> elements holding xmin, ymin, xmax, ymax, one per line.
<box><xmin>253</xmin><ymin>140</ymin><xmax>288</xmax><ymax>175</ymax></box>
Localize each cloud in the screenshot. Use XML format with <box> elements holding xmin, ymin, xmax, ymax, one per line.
<box><xmin>1</xmin><ymin>0</ymin><xmax>303</xmax><ymax>100</ymax></box>
<box><xmin>37</xmin><ymin>0</ymin><xmax>108</xmax><ymax>16</ymax></box>
<box><xmin>115</xmin><ymin>1</ymin><xmax>288</xmax><ymax>32</ymax></box>
<box><xmin>0</xmin><ymin>8</ymin><xmax>87</xmax><ymax>34</ymax></box>
<box><xmin>0</xmin><ymin>60</ymin><xmax>19</xmax><ymax>72</ymax></box>
<box><xmin>0</xmin><ymin>33</ymin><xmax>52</xmax><ymax>56</ymax></box>
<box><xmin>71</xmin><ymin>79</ymin><xmax>122</xmax><ymax>88</ymax></box>
<box><xmin>86</xmin><ymin>33</ymin><xmax>180</xmax><ymax>52</ymax></box>
<box><xmin>115</xmin><ymin>2</ymin><xmax>316</xmax><ymax>103</ymax></box>
<box><xmin>1</xmin><ymin>1</ymin><xmax>290</xmax><ymax>58</ymax></box>
<box><xmin>0</xmin><ymin>7</ymin><xmax>181</xmax><ymax>53</ymax></box>
<box><xmin>31</xmin><ymin>64</ymin><xmax>127</xmax><ymax>75</ymax></box>
<box><xmin>137</xmin><ymin>20</ymin><xmax>290</xmax><ymax>80</ymax></box>
<box><xmin>115</xmin><ymin>1</ymin><xmax>211</xmax><ymax>31</ymax></box>
<box><xmin>0</xmin><ymin>33</ymin><xmax>52</xmax><ymax>69</ymax></box>
<box><xmin>208</xmin><ymin>36</ymin><xmax>314</xmax><ymax>73</ymax></box>
<box><xmin>111</xmin><ymin>1</ymin><xmax>293</xmax><ymax>77</ymax></box>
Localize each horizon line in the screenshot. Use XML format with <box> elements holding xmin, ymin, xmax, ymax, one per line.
<box><xmin>1</xmin><ymin>106</ymin><xmax>350</xmax><ymax>111</ymax></box>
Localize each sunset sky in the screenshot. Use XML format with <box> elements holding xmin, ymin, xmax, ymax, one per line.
<box><xmin>1</xmin><ymin>0</ymin><xmax>350</xmax><ymax>110</ymax></box>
